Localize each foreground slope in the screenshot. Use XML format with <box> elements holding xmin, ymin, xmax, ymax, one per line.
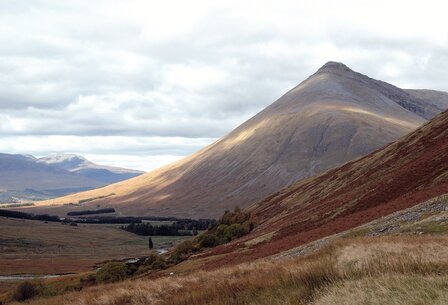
<box><xmin>32</xmin><ymin>62</ymin><xmax>448</xmax><ymax>218</ymax></box>
<box><xmin>14</xmin><ymin>234</ymin><xmax>448</xmax><ymax>305</ymax></box>
<box><xmin>198</xmin><ymin>109</ymin><xmax>448</xmax><ymax>266</ymax></box>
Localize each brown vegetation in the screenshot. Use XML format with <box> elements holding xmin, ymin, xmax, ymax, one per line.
<box><xmin>192</xmin><ymin>110</ymin><xmax>448</xmax><ymax>268</ymax></box>
<box><xmin>9</xmin><ymin>235</ymin><xmax>448</xmax><ymax>305</ymax></box>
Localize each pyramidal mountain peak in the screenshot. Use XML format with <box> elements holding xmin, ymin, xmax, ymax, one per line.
<box><xmin>30</xmin><ymin>62</ymin><xmax>448</xmax><ymax>219</ymax></box>
<box><xmin>316</xmin><ymin>61</ymin><xmax>353</xmax><ymax>74</ymax></box>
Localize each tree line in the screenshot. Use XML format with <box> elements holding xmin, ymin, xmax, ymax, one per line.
<box><xmin>0</xmin><ymin>209</ymin><xmax>216</xmax><ymax>229</ymax></box>
<box><xmin>67</xmin><ymin>208</ymin><xmax>115</xmax><ymax>216</ymax></box>
<box><xmin>0</xmin><ymin>209</ymin><xmax>59</xmax><ymax>222</ymax></box>
<box><xmin>121</xmin><ymin>219</ymin><xmax>217</xmax><ymax>236</ymax></box>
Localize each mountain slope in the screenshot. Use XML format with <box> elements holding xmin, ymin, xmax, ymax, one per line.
<box><xmin>198</xmin><ymin>109</ymin><xmax>448</xmax><ymax>266</ymax></box>
<box><xmin>405</xmin><ymin>89</ymin><xmax>448</xmax><ymax>115</ymax></box>
<box><xmin>31</xmin><ymin>62</ymin><xmax>448</xmax><ymax>218</ymax></box>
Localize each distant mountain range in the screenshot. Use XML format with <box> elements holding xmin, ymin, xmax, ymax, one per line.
<box><xmin>37</xmin><ymin>154</ymin><xmax>143</xmax><ymax>184</ymax></box>
<box><xmin>0</xmin><ymin>153</ymin><xmax>143</xmax><ymax>203</ymax></box>
<box><xmin>24</xmin><ymin>62</ymin><xmax>448</xmax><ymax>218</ymax></box>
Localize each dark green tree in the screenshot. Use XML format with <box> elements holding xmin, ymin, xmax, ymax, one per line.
<box><xmin>148</xmin><ymin>237</ymin><xmax>154</xmax><ymax>249</ymax></box>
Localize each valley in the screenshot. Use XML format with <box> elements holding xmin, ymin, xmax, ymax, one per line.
<box><xmin>2</xmin><ymin>1</ymin><xmax>448</xmax><ymax>304</ymax></box>
<box><xmin>0</xmin><ymin>217</ymin><xmax>191</xmax><ymax>298</ymax></box>
<box><xmin>10</xmin><ymin>220</ymin><xmax>448</xmax><ymax>305</ymax></box>
<box><xmin>1</xmin><ymin>63</ymin><xmax>447</xmax><ymax>305</ymax></box>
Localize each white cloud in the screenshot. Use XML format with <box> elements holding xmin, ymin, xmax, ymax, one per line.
<box><xmin>0</xmin><ymin>0</ymin><xmax>447</xmax><ymax>170</ymax></box>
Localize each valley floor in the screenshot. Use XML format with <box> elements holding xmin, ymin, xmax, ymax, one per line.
<box><xmin>0</xmin><ymin>217</ymin><xmax>189</xmax><ymax>297</ymax></box>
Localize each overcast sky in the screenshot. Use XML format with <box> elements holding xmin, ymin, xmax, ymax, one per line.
<box><xmin>0</xmin><ymin>0</ymin><xmax>447</xmax><ymax>171</ymax></box>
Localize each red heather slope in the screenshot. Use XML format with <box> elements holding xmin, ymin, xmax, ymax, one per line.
<box><xmin>201</xmin><ymin>110</ymin><xmax>448</xmax><ymax>266</ymax></box>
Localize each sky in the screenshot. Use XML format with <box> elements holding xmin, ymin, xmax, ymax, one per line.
<box><xmin>0</xmin><ymin>0</ymin><xmax>447</xmax><ymax>171</ymax></box>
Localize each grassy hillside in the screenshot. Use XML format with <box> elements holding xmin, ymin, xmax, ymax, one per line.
<box><xmin>2</xmin><ymin>193</ymin><xmax>447</xmax><ymax>304</ymax></box>
<box><xmin>12</xmin><ymin>234</ymin><xmax>448</xmax><ymax>305</ymax></box>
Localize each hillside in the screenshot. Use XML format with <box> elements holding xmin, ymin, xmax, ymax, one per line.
<box><xmin>12</xmin><ymin>195</ymin><xmax>448</xmax><ymax>305</ymax></box>
<box><xmin>194</xmin><ymin>109</ymin><xmax>448</xmax><ymax>267</ymax></box>
<box><xmin>0</xmin><ymin>153</ymin><xmax>143</xmax><ymax>203</ymax></box>
<box><xmin>29</xmin><ymin>62</ymin><xmax>448</xmax><ymax>218</ymax></box>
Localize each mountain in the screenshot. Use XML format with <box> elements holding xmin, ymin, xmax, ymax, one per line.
<box><xmin>37</xmin><ymin>154</ymin><xmax>143</xmax><ymax>184</ymax></box>
<box><xmin>0</xmin><ymin>153</ymin><xmax>143</xmax><ymax>203</ymax></box>
<box><xmin>0</xmin><ymin>153</ymin><xmax>104</xmax><ymax>191</ymax></box>
<box><xmin>31</xmin><ymin>62</ymin><xmax>448</xmax><ymax>218</ymax></box>
<box><xmin>198</xmin><ymin>109</ymin><xmax>448</xmax><ymax>267</ymax></box>
<box><xmin>405</xmin><ymin>89</ymin><xmax>448</xmax><ymax>115</ymax></box>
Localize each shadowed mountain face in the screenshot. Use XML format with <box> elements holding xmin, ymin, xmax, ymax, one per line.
<box><xmin>32</xmin><ymin>62</ymin><xmax>448</xmax><ymax>218</ymax></box>
<box><xmin>0</xmin><ymin>153</ymin><xmax>143</xmax><ymax>203</ymax></box>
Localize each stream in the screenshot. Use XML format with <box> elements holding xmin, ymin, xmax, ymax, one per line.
<box><xmin>0</xmin><ymin>274</ymin><xmax>69</xmax><ymax>281</ymax></box>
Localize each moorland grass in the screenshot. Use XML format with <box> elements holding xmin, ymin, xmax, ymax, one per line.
<box><xmin>8</xmin><ymin>235</ymin><xmax>448</xmax><ymax>305</ymax></box>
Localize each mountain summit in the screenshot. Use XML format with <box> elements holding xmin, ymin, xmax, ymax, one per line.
<box><xmin>316</xmin><ymin>61</ymin><xmax>353</xmax><ymax>73</ymax></box>
<box><xmin>32</xmin><ymin>62</ymin><xmax>448</xmax><ymax>218</ymax></box>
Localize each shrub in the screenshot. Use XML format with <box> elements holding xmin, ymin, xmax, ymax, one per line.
<box><xmin>215</xmin><ymin>224</ymin><xmax>228</xmax><ymax>237</ymax></box>
<box><xmin>141</xmin><ymin>254</ymin><xmax>167</xmax><ymax>271</ymax></box>
<box><xmin>144</xmin><ymin>253</ymin><xmax>159</xmax><ymax>266</ymax></box>
<box><xmin>170</xmin><ymin>240</ymin><xmax>196</xmax><ymax>263</ymax></box>
<box><xmin>150</xmin><ymin>257</ymin><xmax>167</xmax><ymax>270</ymax></box>
<box><xmin>13</xmin><ymin>281</ymin><xmax>38</xmax><ymax>301</ymax></box>
<box><xmin>220</xmin><ymin>207</ymin><xmax>251</xmax><ymax>225</ymax></box>
<box><xmin>198</xmin><ymin>232</ymin><xmax>220</xmax><ymax>248</ymax></box>
<box><xmin>96</xmin><ymin>262</ymin><xmax>128</xmax><ymax>284</ymax></box>
<box><xmin>198</xmin><ymin>207</ymin><xmax>255</xmax><ymax>246</ymax></box>
<box><xmin>174</xmin><ymin>240</ymin><xmax>195</xmax><ymax>256</ymax></box>
<box><xmin>222</xmin><ymin>223</ymin><xmax>250</xmax><ymax>242</ymax></box>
